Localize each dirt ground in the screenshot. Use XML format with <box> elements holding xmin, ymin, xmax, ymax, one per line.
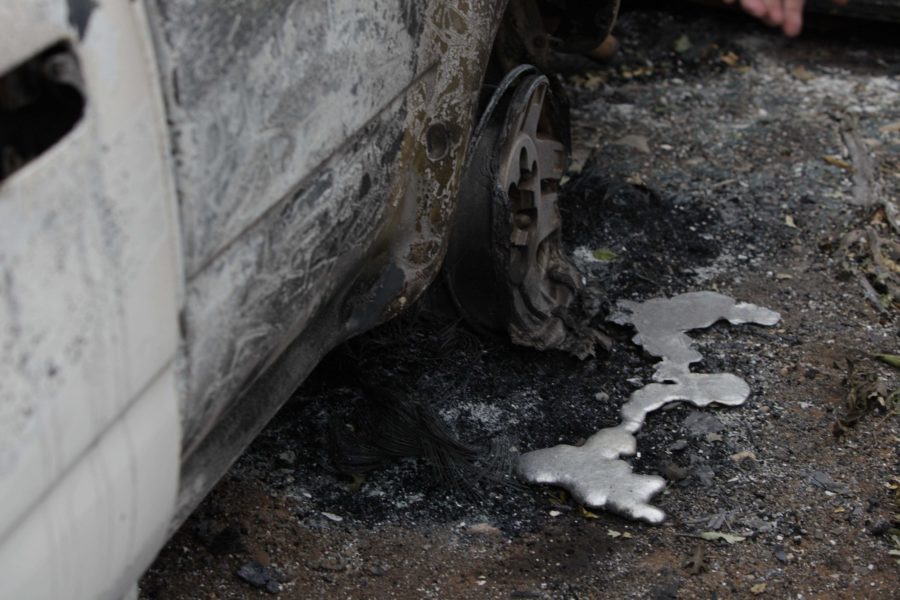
<box><xmin>142</xmin><ymin>5</ymin><xmax>900</xmax><ymax>599</ymax></box>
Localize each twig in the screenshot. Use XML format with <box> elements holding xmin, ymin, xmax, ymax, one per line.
<box><xmin>883</xmin><ymin>197</ymin><xmax>900</xmax><ymax>236</ymax></box>
<box><xmin>675</xmin><ymin>533</ymin><xmax>709</xmax><ymax>540</ymax></box>
<box><xmin>842</xmin><ymin>126</ymin><xmax>878</xmax><ymax>208</ymax></box>
<box><xmin>856</xmin><ymin>271</ymin><xmax>887</xmax><ymax>314</ymax></box>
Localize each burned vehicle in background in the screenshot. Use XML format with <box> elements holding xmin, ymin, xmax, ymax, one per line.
<box><xmin>0</xmin><ymin>1</ymin><xmax>620</xmax><ymax>598</ymax></box>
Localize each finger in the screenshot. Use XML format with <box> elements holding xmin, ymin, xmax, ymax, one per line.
<box><xmin>764</xmin><ymin>0</ymin><xmax>785</xmax><ymax>25</ymax></box>
<box><xmin>783</xmin><ymin>0</ymin><xmax>805</xmax><ymax>36</ymax></box>
<box><xmin>740</xmin><ymin>0</ymin><xmax>770</xmax><ymax>18</ymax></box>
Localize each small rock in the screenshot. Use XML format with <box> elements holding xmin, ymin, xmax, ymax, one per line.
<box><xmin>706</xmin><ymin>512</ymin><xmax>727</xmax><ymax>531</ymax></box>
<box><xmin>694</xmin><ymin>465</ymin><xmax>716</xmax><ymax>487</ymax></box>
<box><xmin>662</xmin><ymin>462</ymin><xmax>689</xmax><ymax>482</ymax></box>
<box><xmin>277</xmin><ymin>450</ymin><xmax>296</xmax><ymax>466</ymax></box>
<box><xmin>321</xmin><ymin>511</ymin><xmax>343</xmax><ymax>522</ymax></box>
<box><xmin>774</xmin><ymin>546</ymin><xmax>789</xmax><ymax>563</ymax></box>
<box><xmin>364</xmin><ymin>563</ymin><xmax>389</xmax><ymax>577</ymax></box>
<box><xmin>810</xmin><ymin>471</ymin><xmax>850</xmax><ymax>495</ymax></box>
<box><xmin>730</xmin><ymin>451</ymin><xmax>756</xmax><ymax>464</ymax></box>
<box><xmin>683</xmin><ymin>412</ymin><xmax>725</xmax><ymax>436</ymax></box>
<box><xmin>705</xmin><ymin>433</ymin><xmax>723</xmax><ymax>443</ymax></box>
<box><xmin>613</xmin><ymin>134</ymin><xmax>651</xmax><ymax>155</ymax></box>
<box><xmin>648</xmin><ymin>581</ymin><xmax>680</xmax><ymax>600</ymax></box>
<box><xmin>306</xmin><ymin>555</ymin><xmax>347</xmax><ymax>573</ymax></box>
<box><xmin>868</xmin><ymin>518</ymin><xmax>891</xmax><ymax>536</ymax></box>
<box><xmin>266</xmin><ymin>581</ymin><xmax>283</xmax><ymax>594</ymax></box>
<box><xmin>467</xmin><ymin>523</ymin><xmax>502</xmax><ymax>536</ymax></box>
<box><xmin>236</xmin><ymin>561</ymin><xmax>288</xmax><ymax>595</ymax></box>
<box><xmin>744</xmin><ymin>516</ymin><xmax>774</xmax><ymax>533</ymax></box>
<box><xmin>594</xmin><ymin>391</ymin><xmax>610</xmax><ymax>402</ymax></box>
<box><xmin>669</xmin><ymin>439</ymin><xmax>689</xmax><ymax>452</ymax></box>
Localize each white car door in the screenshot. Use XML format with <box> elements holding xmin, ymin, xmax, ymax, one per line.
<box><xmin>0</xmin><ymin>1</ymin><xmax>182</xmax><ymax>599</ymax></box>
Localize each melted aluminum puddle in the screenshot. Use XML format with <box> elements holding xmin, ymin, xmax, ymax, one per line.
<box><xmin>516</xmin><ymin>291</ymin><xmax>780</xmax><ymax>523</ymax></box>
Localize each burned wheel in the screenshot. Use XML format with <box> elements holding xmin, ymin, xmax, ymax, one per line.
<box><xmin>445</xmin><ymin>68</ymin><xmax>585</xmax><ymax>353</ymax></box>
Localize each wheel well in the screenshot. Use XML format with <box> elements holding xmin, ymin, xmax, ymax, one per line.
<box><xmin>485</xmin><ymin>0</ymin><xmax>621</xmax><ymax>86</ymax></box>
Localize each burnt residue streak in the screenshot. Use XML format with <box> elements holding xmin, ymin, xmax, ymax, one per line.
<box><xmin>401</xmin><ymin>0</ymin><xmax>422</xmax><ymax>38</ymax></box>
<box><xmin>358</xmin><ymin>172</ymin><xmax>372</xmax><ymax>200</ymax></box>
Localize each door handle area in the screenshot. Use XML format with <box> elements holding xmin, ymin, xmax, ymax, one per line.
<box><xmin>0</xmin><ymin>42</ymin><xmax>85</xmax><ymax>183</ymax></box>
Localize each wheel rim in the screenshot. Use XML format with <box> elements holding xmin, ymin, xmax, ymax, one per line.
<box><xmin>444</xmin><ymin>71</ymin><xmax>581</xmax><ymax>351</ymax></box>
<box><xmin>495</xmin><ymin>76</ymin><xmax>578</xmax><ymax>348</ymax></box>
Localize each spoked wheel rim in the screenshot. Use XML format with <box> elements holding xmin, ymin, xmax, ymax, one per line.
<box><xmin>498</xmin><ymin>78</ymin><xmax>574</xmax><ymax>339</ymax></box>
<box><xmin>445</xmin><ymin>70</ymin><xmax>583</xmax><ymax>352</ymax></box>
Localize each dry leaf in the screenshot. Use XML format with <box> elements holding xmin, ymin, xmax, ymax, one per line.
<box><xmin>751</xmin><ymin>582</ymin><xmax>767</xmax><ymax>595</ymax></box>
<box><xmin>879</xmin><ymin>121</ymin><xmax>900</xmax><ymax>135</ymax></box>
<box><xmin>626</xmin><ymin>173</ymin><xmax>646</xmax><ymax>186</ymax></box>
<box><xmin>791</xmin><ymin>65</ymin><xmax>815</xmax><ymax>82</ymax></box>
<box><xmin>549</xmin><ymin>490</ymin><xmax>568</xmax><ymax>504</ymax></box>
<box><xmin>582</xmin><ymin>73</ymin><xmax>606</xmax><ymax>91</ymax></box>
<box><xmin>785</xmin><ymin>215</ymin><xmax>798</xmax><ymax>229</ymax></box>
<box><xmin>674</xmin><ymin>35</ymin><xmax>692</xmax><ymax>53</ymax></box>
<box><xmin>720</xmin><ymin>52</ymin><xmax>740</xmax><ymax>67</ymax></box>
<box><xmin>621</xmin><ymin>65</ymin><xmax>653</xmax><ymax>79</ymax></box>
<box><xmin>580</xmin><ymin>506</ymin><xmax>600</xmax><ymax>519</ymax></box>
<box><xmin>593</xmin><ymin>248</ymin><xmax>619</xmax><ymax>261</ymax></box>
<box><xmin>875</xmin><ymin>354</ymin><xmax>900</xmax><ymax>370</ymax></box>
<box><xmin>823</xmin><ymin>155</ymin><xmax>853</xmax><ymax>170</ymax></box>
<box><xmin>700</xmin><ymin>531</ymin><xmax>746</xmax><ymax>544</ymax></box>
<box><xmin>682</xmin><ymin>546</ymin><xmax>706</xmax><ymax>575</ymax></box>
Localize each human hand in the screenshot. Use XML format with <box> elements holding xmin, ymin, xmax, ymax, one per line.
<box><xmin>723</xmin><ymin>0</ymin><xmax>849</xmax><ymax>37</ymax></box>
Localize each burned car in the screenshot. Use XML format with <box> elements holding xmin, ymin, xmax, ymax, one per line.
<box><xmin>0</xmin><ymin>1</ymin><xmax>619</xmax><ymax>598</ymax></box>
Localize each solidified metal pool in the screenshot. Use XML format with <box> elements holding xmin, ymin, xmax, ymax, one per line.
<box><xmin>516</xmin><ymin>291</ymin><xmax>780</xmax><ymax>523</ymax></box>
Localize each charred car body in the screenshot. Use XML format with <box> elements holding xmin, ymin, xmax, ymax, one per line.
<box><xmin>0</xmin><ymin>1</ymin><xmax>619</xmax><ymax>598</ymax></box>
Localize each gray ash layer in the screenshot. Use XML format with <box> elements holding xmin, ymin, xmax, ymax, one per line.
<box><xmin>516</xmin><ymin>291</ymin><xmax>780</xmax><ymax>523</ymax></box>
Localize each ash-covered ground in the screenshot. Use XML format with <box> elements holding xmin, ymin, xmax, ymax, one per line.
<box><xmin>143</xmin><ymin>5</ymin><xmax>900</xmax><ymax>599</ymax></box>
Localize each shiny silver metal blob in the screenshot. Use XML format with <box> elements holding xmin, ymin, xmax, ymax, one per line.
<box><xmin>516</xmin><ymin>291</ymin><xmax>780</xmax><ymax>523</ymax></box>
